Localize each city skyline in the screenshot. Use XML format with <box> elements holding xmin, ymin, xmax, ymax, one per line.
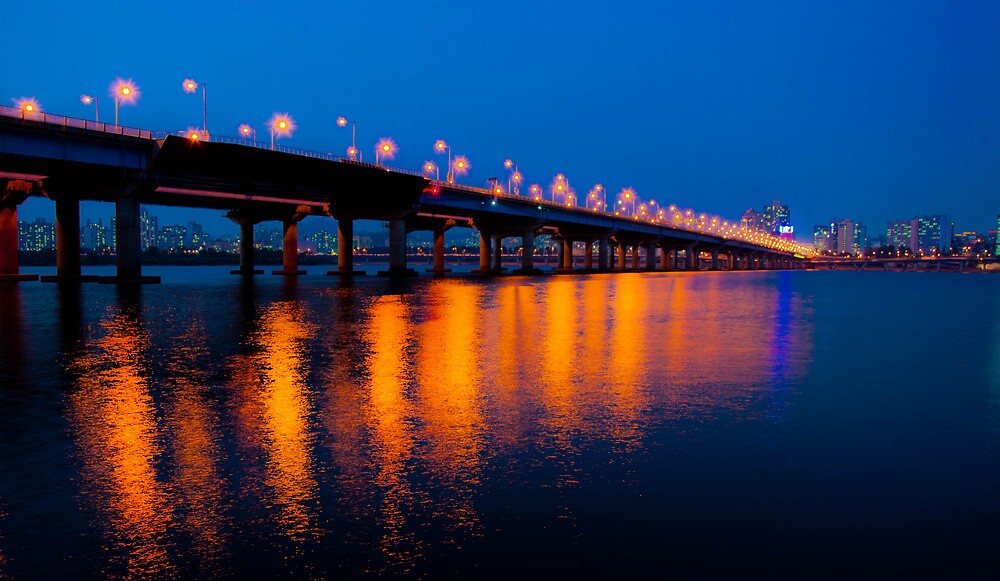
<box><xmin>5</xmin><ymin>1</ymin><xmax>998</xmax><ymax>237</ymax></box>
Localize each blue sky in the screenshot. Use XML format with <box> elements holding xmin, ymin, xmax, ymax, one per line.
<box><xmin>6</xmin><ymin>0</ymin><xmax>1000</xmax><ymax>239</ymax></box>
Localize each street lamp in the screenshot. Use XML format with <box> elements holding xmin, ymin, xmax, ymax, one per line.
<box><xmin>108</xmin><ymin>77</ymin><xmax>140</xmax><ymax>126</ymax></box>
<box><xmin>551</xmin><ymin>174</ymin><xmax>570</xmax><ymax>203</ymax></box>
<box><xmin>182</xmin><ymin>78</ymin><xmax>208</xmax><ymax>135</ymax></box>
<box><xmin>238</xmin><ymin>123</ymin><xmax>256</xmax><ymax>146</ymax></box>
<box><xmin>12</xmin><ymin>97</ymin><xmax>41</xmax><ymax>118</ymax></box>
<box><xmin>619</xmin><ymin>188</ymin><xmax>636</xmax><ymax>216</ymax></box>
<box><xmin>267</xmin><ymin>113</ymin><xmax>295</xmax><ymax>149</ymax></box>
<box><xmin>529</xmin><ymin>184</ymin><xmax>542</xmax><ymax>202</ymax></box>
<box><xmin>423</xmin><ymin>161</ymin><xmax>439</xmax><ymax>180</ymax></box>
<box><xmin>375</xmin><ymin>137</ymin><xmax>397</xmax><ymax>165</ymax></box>
<box><xmin>80</xmin><ymin>94</ymin><xmax>98</xmax><ymax>122</ymax></box>
<box><xmin>434</xmin><ymin>139</ymin><xmax>452</xmax><ymax>182</ymax></box>
<box><xmin>337</xmin><ymin>116</ymin><xmax>358</xmax><ymax>160</ymax></box>
<box><xmin>452</xmin><ymin>155</ymin><xmax>470</xmax><ymax>180</ymax></box>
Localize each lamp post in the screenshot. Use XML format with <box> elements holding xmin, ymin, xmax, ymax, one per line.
<box><xmin>108</xmin><ymin>77</ymin><xmax>140</xmax><ymax>126</ymax></box>
<box><xmin>452</xmin><ymin>155</ymin><xmax>470</xmax><ymax>181</ymax></box>
<box><xmin>268</xmin><ymin>113</ymin><xmax>295</xmax><ymax>150</ymax></box>
<box><xmin>80</xmin><ymin>95</ymin><xmax>98</xmax><ymax>122</ymax></box>
<box><xmin>375</xmin><ymin>138</ymin><xmax>397</xmax><ymax>165</ymax></box>
<box><xmin>619</xmin><ymin>188</ymin><xmax>636</xmax><ymax>216</ymax></box>
<box><xmin>13</xmin><ymin>97</ymin><xmax>41</xmax><ymax>117</ymax></box>
<box><xmin>182</xmin><ymin>78</ymin><xmax>208</xmax><ymax>134</ymax></box>
<box><xmin>337</xmin><ymin>116</ymin><xmax>357</xmax><ymax>159</ymax></box>
<box><xmin>434</xmin><ymin>140</ymin><xmax>452</xmax><ymax>182</ymax></box>
<box><xmin>238</xmin><ymin>124</ymin><xmax>256</xmax><ymax>146</ymax></box>
<box><xmin>529</xmin><ymin>184</ymin><xmax>542</xmax><ymax>202</ymax></box>
<box><xmin>423</xmin><ymin>161</ymin><xmax>439</xmax><ymax>180</ymax></box>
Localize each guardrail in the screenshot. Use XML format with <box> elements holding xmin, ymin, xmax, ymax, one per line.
<box><xmin>0</xmin><ymin>105</ymin><xmax>163</xmax><ymax>139</ymax></box>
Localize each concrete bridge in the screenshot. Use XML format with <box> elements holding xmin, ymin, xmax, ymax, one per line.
<box><xmin>808</xmin><ymin>256</ymin><xmax>998</xmax><ymax>272</ymax></box>
<box><xmin>0</xmin><ymin>107</ymin><xmax>808</xmax><ymax>283</ymax></box>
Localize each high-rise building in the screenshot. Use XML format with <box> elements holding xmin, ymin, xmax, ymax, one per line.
<box><xmin>886</xmin><ymin>219</ymin><xmax>917</xmax><ymax>253</ymax></box>
<box><xmin>813</xmin><ymin>225</ymin><xmax>831</xmax><ymax>253</ymax></box>
<box><xmin>81</xmin><ymin>219</ymin><xmax>110</xmax><ymax>251</ymax></box>
<box><xmin>18</xmin><ymin>218</ymin><xmax>55</xmax><ymax>251</ymax></box>
<box><xmin>763</xmin><ymin>200</ymin><xmax>793</xmax><ymax>239</ymax></box>
<box><xmin>994</xmin><ymin>215</ymin><xmax>999</xmax><ymax>256</ymax></box>
<box><xmin>140</xmin><ymin>210</ymin><xmax>158</xmax><ymax>250</ymax></box>
<box><xmin>160</xmin><ymin>225</ymin><xmax>187</xmax><ymax>251</ymax></box>
<box><xmin>741</xmin><ymin>208</ymin><xmax>764</xmax><ymax>232</ymax></box>
<box><xmin>915</xmin><ymin>215</ymin><xmax>951</xmax><ymax>256</ymax></box>
<box><xmin>830</xmin><ymin>219</ymin><xmax>866</xmax><ymax>256</ymax></box>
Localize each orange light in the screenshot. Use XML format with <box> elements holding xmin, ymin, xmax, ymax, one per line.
<box><xmin>337</xmin><ymin>116</ymin><xmax>348</xmax><ymax>127</ymax></box>
<box><xmin>108</xmin><ymin>78</ymin><xmax>140</xmax><ymax>105</ymax></box>
<box><xmin>434</xmin><ymin>139</ymin><xmax>447</xmax><ymax>151</ymax></box>
<box><xmin>81</xmin><ymin>95</ymin><xmax>92</xmax><ymax>105</ymax></box>
<box><xmin>13</xmin><ymin>97</ymin><xmax>41</xmax><ymax>113</ymax></box>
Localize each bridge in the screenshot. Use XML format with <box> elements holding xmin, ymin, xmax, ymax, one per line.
<box><xmin>808</xmin><ymin>256</ymin><xmax>998</xmax><ymax>272</ymax></box>
<box><xmin>0</xmin><ymin>106</ymin><xmax>810</xmax><ymax>283</ymax></box>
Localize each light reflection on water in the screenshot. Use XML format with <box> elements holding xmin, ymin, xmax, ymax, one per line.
<box><xmin>3</xmin><ymin>269</ymin><xmax>999</xmax><ymax>577</ymax></box>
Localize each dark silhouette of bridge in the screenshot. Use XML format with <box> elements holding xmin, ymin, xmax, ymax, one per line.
<box><xmin>0</xmin><ymin>107</ymin><xmax>808</xmax><ymax>283</ymax></box>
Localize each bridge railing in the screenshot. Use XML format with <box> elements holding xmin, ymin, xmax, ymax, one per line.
<box><xmin>0</xmin><ymin>105</ymin><xmax>164</xmax><ymax>139</ymax></box>
<box><xmin>168</xmin><ymin>131</ymin><xmax>422</xmax><ymax>176</ymax></box>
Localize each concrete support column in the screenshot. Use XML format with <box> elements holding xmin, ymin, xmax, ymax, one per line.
<box><xmin>427</xmin><ymin>226</ymin><xmax>449</xmax><ymax>274</ymax></box>
<box><xmin>631</xmin><ymin>244</ymin><xmax>640</xmax><ymax>269</ymax></box>
<box><xmin>516</xmin><ymin>229</ymin><xmax>537</xmax><ymax>274</ymax></box>
<box><xmin>115</xmin><ymin>197</ymin><xmax>143</xmax><ymax>280</ymax></box>
<box><xmin>686</xmin><ymin>245</ymin><xmax>699</xmax><ymax>271</ymax></box>
<box><xmin>54</xmin><ymin>197</ymin><xmax>81</xmax><ymax>278</ymax></box>
<box><xmin>645</xmin><ymin>241</ymin><xmax>657</xmax><ymax>271</ymax></box>
<box><xmin>711</xmin><ymin>248</ymin><xmax>720</xmax><ymax>271</ymax></box>
<box><xmin>598</xmin><ymin>239</ymin><xmax>609</xmax><ymax>271</ymax></box>
<box><xmin>561</xmin><ymin>238</ymin><xmax>573</xmax><ymax>270</ymax></box>
<box><xmin>328</xmin><ymin>216</ymin><xmax>364</xmax><ymax>276</ymax></box>
<box><xmin>492</xmin><ymin>235</ymin><xmax>503</xmax><ymax>270</ymax></box>
<box><xmin>584</xmin><ymin>240</ymin><xmax>594</xmax><ymax>270</ymax></box>
<box><xmin>273</xmin><ymin>219</ymin><xmax>306</xmax><ymax>275</ymax></box>
<box><xmin>617</xmin><ymin>242</ymin><xmax>627</xmax><ymax>270</ymax></box>
<box><xmin>477</xmin><ymin>230</ymin><xmax>492</xmax><ymax>271</ymax></box>
<box><xmin>379</xmin><ymin>218</ymin><xmax>415</xmax><ymax>276</ymax></box>
<box><xmin>0</xmin><ymin>191</ymin><xmax>36</xmax><ymax>281</ymax></box>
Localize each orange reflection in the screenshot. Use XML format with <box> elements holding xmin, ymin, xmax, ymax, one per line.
<box><xmin>162</xmin><ymin>319</ymin><xmax>228</xmax><ymax>574</ymax></box>
<box><xmin>489</xmin><ymin>283</ymin><xmax>541</xmax><ymax>451</ymax></box>
<box><xmin>539</xmin><ymin>278</ymin><xmax>584</xmax><ymax>452</ymax></box>
<box><xmin>67</xmin><ymin>306</ymin><xmax>176</xmax><ymax>578</ymax></box>
<box><xmin>604</xmin><ymin>275</ymin><xmax>646</xmax><ymax>450</ymax></box>
<box><xmin>415</xmin><ymin>282</ymin><xmax>485</xmax><ymax>534</ymax></box>
<box><xmin>256</xmin><ymin>302</ymin><xmax>319</xmax><ymax>542</ymax></box>
<box><xmin>364</xmin><ymin>295</ymin><xmax>420</xmax><ymax>567</ymax></box>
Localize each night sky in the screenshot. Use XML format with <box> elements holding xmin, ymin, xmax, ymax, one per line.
<box><xmin>6</xmin><ymin>0</ymin><xmax>1000</xmax><ymax>239</ymax></box>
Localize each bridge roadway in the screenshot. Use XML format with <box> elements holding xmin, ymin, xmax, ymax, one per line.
<box><xmin>0</xmin><ymin>110</ymin><xmax>806</xmax><ymax>283</ymax></box>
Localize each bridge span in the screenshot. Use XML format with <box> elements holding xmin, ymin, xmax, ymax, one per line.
<box><xmin>0</xmin><ymin>108</ymin><xmax>808</xmax><ymax>282</ymax></box>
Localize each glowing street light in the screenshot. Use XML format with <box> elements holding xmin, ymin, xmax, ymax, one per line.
<box><xmin>375</xmin><ymin>137</ymin><xmax>397</xmax><ymax>165</ymax></box>
<box><xmin>185</xmin><ymin>127</ymin><xmax>206</xmax><ymax>141</ymax></box>
<box><xmin>336</xmin><ymin>116</ymin><xmax>358</xmax><ymax>160</ymax></box>
<box><xmin>80</xmin><ymin>94</ymin><xmax>98</xmax><ymax>122</ymax></box>
<box><xmin>182</xmin><ymin>78</ymin><xmax>208</xmax><ymax>135</ymax></box>
<box><xmin>587</xmin><ymin>184</ymin><xmax>605</xmax><ymax>211</ymax></box>
<box><xmin>618</xmin><ymin>187</ymin><xmax>637</xmax><ymax>216</ymax></box>
<box><xmin>529</xmin><ymin>183</ymin><xmax>542</xmax><ymax>202</ymax></box>
<box><xmin>108</xmin><ymin>77</ymin><xmax>140</xmax><ymax>126</ymax></box>
<box><xmin>12</xmin><ymin>97</ymin><xmax>41</xmax><ymax>117</ymax></box>
<box><xmin>503</xmin><ymin>158</ymin><xmax>522</xmax><ymax>195</ymax></box>
<box><xmin>238</xmin><ymin>123</ymin><xmax>256</xmax><ymax>146</ymax></box>
<box><xmin>452</xmin><ymin>155</ymin><xmax>470</xmax><ymax>180</ymax></box>
<box><xmin>434</xmin><ymin>139</ymin><xmax>452</xmax><ymax>182</ymax></box>
<box><xmin>423</xmin><ymin>161</ymin><xmax>439</xmax><ymax>180</ymax></box>
<box><xmin>268</xmin><ymin>113</ymin><xmax>295</xmax><ymax>150</ymax></box>
<box><xmin>550</xmin><ymin>174</ymin><xmax>571</xmax><ymax>203</ymax></box>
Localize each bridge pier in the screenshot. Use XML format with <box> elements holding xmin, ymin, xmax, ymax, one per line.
<box><xmin>710</xmin><ymin>248</ymin><xmax>721</xmax><ymax>271</ymax></box>
<box><xmin>584</xmin><ymin>240</ymin><xmax>594</xmax><ymax>270</ymax></box>
<box><xmin>473</xmin><ymin>230</ymin><xmax>493</xmax><ymax>273</ymax></box>
<box><xmin>644</xmin><ymin>241</ymin><xmax>656</xmax><ymax>271</ymax></box>
<box><xmin>229</xmin><ymin>218</ymin><xmax>264</xmax><ymax>275</ymax></box>
<box><xmin>686</xmin><ymin>245</ymin><xmax>700</xmax><ymax>271</ymax></box>
<box><xmin>616</xmin><ymin>242</ymin><xmax>627</xmax><ymax>270</ymax></box>
<box><xmin>379</xmin><ymin>218</ymin><xmax>417</xmax><ymax>276</ymax></box>
<box><xmin>598</xmin><ymin>239</ymin><xmax>609</xmax><ymax>271</ymax></box>
<box><xmin>556</xmin><ymin>238</ymin><xmax>574</xmax><ymax>272</ymax></box>
<box><xmin>514</xmin><ymin>228</ymin><xmax>540</xmax><ymax>274</ymax></box>
<box><xmin>40</xmin><ymin>196</ymin><xmax>97</xmax><ymax>282</ymax></box>
<box><xmin>328</xmin><ymin>216</ymin><xmax>365</xmax><ymax>276</ymax></box>
<box><xmin>273</xmin><ymin>218</ymin><xmax>307</xmax><ymax>276</ymax></box>
<box><xmin>426</xmin><ymin>225</ymin><xmax>451</xmax><ymax>274</ymax></box>
<box><xmin>104</xmin><ymin>196</ymin><xmax>157</xmax><ymax>284</ymax></box>
<box><xmin>492</xmin><ymin>235</ymin><xmax>504</xmax><ymax>271</ymax></box>
<box><xmin>0</xmin><ymin>183</ymin><xmax>37</xmax><ymax>281</ymax></box>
